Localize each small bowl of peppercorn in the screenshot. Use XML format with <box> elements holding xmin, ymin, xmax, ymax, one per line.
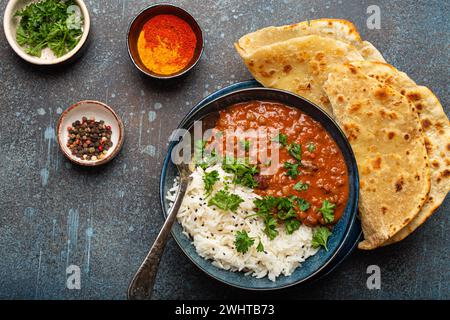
<box><xmin>57</xmin><ymin>100</ymin><xmax>124</xmax><ymax>166</ymax></box>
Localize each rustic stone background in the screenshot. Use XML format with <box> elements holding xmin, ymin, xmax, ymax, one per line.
<box><xmin>0</xmin><ymin>0</ymin><xmax>448</xmax><ymax>299</ymax></box>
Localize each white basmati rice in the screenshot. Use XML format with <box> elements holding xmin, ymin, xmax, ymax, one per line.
<box><xmin>167</xmin><ymin>164</ymin><xmax>319</xmax><ymax>281</ymax></box>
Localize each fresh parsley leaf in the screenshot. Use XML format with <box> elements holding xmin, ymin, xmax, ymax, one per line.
<box><xmin>208</xmin><ymin>190</ymin><xmax>244</xmax><ymax>212</ymax></box>
<box><xmin>277</xmin><ymin>208</ymin><xmax>297</xmax><ymax>220</ymax></box>
<box><xmin>285</xmin><ymin>219</ymin><xmax>301</xmax><ymax>234</ymax></box>
<box><xmin>195</xmin><ymin>140</ymin><xmax>220</xmax><ymax>170</ymax></box>
<box><xmin>256</xmin><ymin>239</ymin><xmax>265</xmax><ymax>252</ymax></box>
<box><xmin>312</xmin><ymin>227</ymin><xmax>332</xmax><ymax>251</ymax></box>
<box><xmin>222</xmin><ymin>157</ymin><xmax>259</xmax><ymax>188</ymax></box>
<box><xmin>254</xmin><ymin>196</ymin><xmax>278</xmax><ymax>216</ymax></box>
<box><xmin>277</xmin><ymin>197</ymin><xmax>293</xmax><ymax>212</ymax></box>
<box><xmin>264</xmin><ymin>216</ymin><xmax>278</xmax><ymax>240</ymax></box>
<box><xmin>203</xmin><ymin>170</ymin><xmax>219</xmax><ymax>196</ymax></box>
<box><xmin>240</xmin><ymin>140</ymin><xmax>251</xmax><ymax>152</ymax></box>
<box><xmin>307</xmin><ymin>142</ymin><xmax>316</xmax><ymax>153</ymax></box>
<box><xmin>194</xmin><ymin>140</ymin><xmax>206</xmax><ymax>161</ymax></box>
<box><xmin>295</xmin><ymin>198</ymin><xmax>311</xmax><ymax>212</ymax></box>
<box><xmin>284</xmin><ymin>161</ymin><xmax>300</xmax><ymax>179</ymax></box>
<box><xmin>15</xmin><ymin>0</ymin><xmax>83</xmax><ymax>57</ymax></box>
<box><xmin>234</xmin><ymin>230</ymin><xmax>255</xmax><ymax>254</ymax></box>
<box><xmin>293</xmin><ymin>181</ymin><xmax>309</xmax><ymax>191</ymax></box>
<box><xmin>272</xmin><ymin>133</ymin><xmax>288</xmax><ymax>146</ymax></box>
<box><xmin>319</xmin><ymin>200</ymin><xmax>336</xmax><ymax>223</ymax></box>
<box><xmin>288</xmin><ymin>143</ymin><xmax>302</xmax><ymax>161</ymax></box>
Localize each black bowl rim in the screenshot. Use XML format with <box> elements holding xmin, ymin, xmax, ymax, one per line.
<box><xmin>159</xmin><ymin>86</ymin><xmax>360</xmax><ymax>290</ymax></box>
<box><xmin>126</xmin><ymin>3</ymin><xmax>204</xmax><ymax>80</ymax></box>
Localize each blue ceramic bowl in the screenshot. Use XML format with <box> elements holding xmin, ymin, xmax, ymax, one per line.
<box><xmin>160</xmin><ymin>86</ymin><xmax>359</xmax><ymax>290</ymax></box>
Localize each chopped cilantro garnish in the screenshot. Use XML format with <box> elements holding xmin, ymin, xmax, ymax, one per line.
<box><xmin>222</xmin><ymin>157</ymin><xmax>259</xmax><ymax>188</ymax></box>
<box><xmin>203</xmin><ymin>170</ymin><xmax>219</xmax><ymax>196</ymax></box>
<box><xmin>295</xmin><ymin>198</ymin><xmax>311</xmax><ymax>212</ymax></box>
<box><xmin>284</xmin><ymin>161</ymin><xmax>300</xmax><ymax>179</ymax></box>
<box><xmin>208</xmin><ymin>190</ymin><xmax>244</xmax><ymax>212</ymax></box>
<box><xmin>307</xmin><ymin>142</ymin><xmax>316</xmax><ymax>153</ymax></box>
<box><xmin>264</xmin><ymin>216</ymin><xmax>278</xmax><ymax>240</ymax></box>
<box><xmin>15</xmin><ymin>0</ymin><xmax>83</xmax><ymax>57</ymax></box>
<box><xmin>256</xmin><ymin>239</ymin><xmax>265</xmax><ymax>252</ymax></box>
<box><xmin>288</xmin><ymin>143</ymin><xmax>302</xmax><ymax>161</ymax></box>
<box><xmin>272</xmin><ymin>133</ymin><xmax>288</xmax><ymax>146</ymax></box>
<box><xmin>253</xmin><ymin>196</ymin><xmax>303</xmax><ymax>239</ymax></box>
<box><xmin>285</xmin><ymin>219</ymin><xmax>301</xmax><ymax>234</ymax></box>
<box><xmin>293</xmin><ymin>181</ymin><xmax>309</xmax><ymax>191</ymax></box>
<box><xmin>253</xmin><ymin>196</ymin><xmax>278</xmax><ymax>216</ymax></box>
<box><xmin>234</xmin><ymin>230</ymin><xmax>255</xmax><ymax>254</ymax></box>
<box><xmin>194</xmin><ymin>140</ymin><xmax>206</xmax><ymax>162</ymax></box>
<box><xmin>319</xmin><ymin>200</ymin><xmax>336</xmax><ymax>223</ymax></box>
<box><xmin>312</xmin><ymin>227</ymin><xmax>332</xmax><ymax>251</ymax></box>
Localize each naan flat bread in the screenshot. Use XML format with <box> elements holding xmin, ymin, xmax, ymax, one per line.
<box><xmin>236</xmin><ymin>35</ymin><xmax>364</xmax><ymax>114</ymax></box>
<box><xmin>323</xmin><ymin>63</ymin><xmax>431</xmax><ymax>250</ymax></box>
<box><xmin>235</xmin><ymin>18</ymin><xmax>385</xmax><ymax>62</ymax></box>
<box><xmin>349</xmin><ymin>61</ymin><xmax>450</xmax><ymax>244</ymax></box>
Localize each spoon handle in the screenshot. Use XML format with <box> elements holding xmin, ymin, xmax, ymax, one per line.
<box><xmin>127</xmin><ymin>179</ymin><xmax>188</xmax><ymax>300</ymax></box>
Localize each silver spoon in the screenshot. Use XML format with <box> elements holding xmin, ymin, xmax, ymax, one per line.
<box><xmin>127</xmin><ymin>113</ymin><xmax>218</xmax><ymax>300</ymax></box>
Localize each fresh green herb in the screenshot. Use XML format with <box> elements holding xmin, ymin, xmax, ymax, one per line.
<box><xmin>222</xmin><ymin>157</ymin><xmax>259</xmax><ymax>188</ymax></box>
<box><xmin>203</xmin><ymin>170</ymin><xmax>219</xmax><ymax>196</ymax></box>
<box><xmin>234</xmin><ymin>230</ymin><xmax>255</xmax><ymax>254</ymax></box>
<box><xmin>319</xmin><ymin>200</ymin><xmax>336</xmax><ymax>223</ymax></box>
<box><xmin>195</xmin><ymin>140</ymin><xmax>220</xmax><ymax>170</ymax></box>
<box><xmin>307</xmin><ymin>142</ymin><xmax>316</xmax><ymax>153</ymax></box>
<box><xmin>285</xmin><ymin>219</ymin><xmax>301</xmax><ymax>234</ymax></box>
<box><xmin>240</xmin><ymin>140</ymin><xmax>251</xmax><ymax>152</ymax></box>
<box><xmin>253</xmin><ymin>196</ymin><xmax>300</xmax><ymax>239</ymax></box>
<box><xmin>312</xmin><ymin>227</ymin><xmax>332</xmax><ymax>251</ymax></box>
<box><xmin>208</xmin><ymin>190</ymin><xmax>244</xmax><ymax>212</ymax></box>
<box><xmin>197</xmin><ymin>156</ymin><xmax>218</xmax><ymax>170</ymax></box>
<box><xmin>264</xmin><ymin>160</ymin><xmax>272</xmax><ymax>166</ymax></box>
<box><xmin>277</xmin><ymin>197</ymin><xmax>293</xmax><ymax>212</ymax></box>
<box><xmin>253</xmin><ymin>196</ymin><xmax>278</xmax><ymax>216</ymax></box>
<box><xmin>284</xmin><ymin>161</ymin><xmax>300</xmax><ymax>179</ymax></box>
<box><xmin>295</xmin><ymin>198</ymin><xmax>311</xmax><ymax>212</ymax></box>
<box><xmin>272</xmin><ymin>133</ymin><xmax>288</xmax><ymax>146</ymax></box>
<box><xmin>288</xmin><ymin>143</ymin><xmax>302</xmax><ymax>161</ymax></box>
<box><xmin>293</xmin><ymin>181</ymin><xmax>310</xmax><ymax>191</ymax></box>
<box><xmin>277</xmin><ymin>208</ymin><xmax>297</xmax><ymax>220</ymax></box>
<box><xmin>15</xmin><ymin>0</ymin><xmax>83</xmax><ymax>57</ymax></box>
<box><xmin>256</xmin><ymin>239</ymin><xmax>265</xmax><ymax>252</ymax></box>
<box><xmin>194</xmin><ymin>139</ymin><xmax>206</xmax><ymax>161</ymax></box>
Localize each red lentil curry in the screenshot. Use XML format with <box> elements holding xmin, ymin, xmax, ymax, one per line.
<box><xmin>137</xmin><ymin>14</ymin><xmax>197</xmax><ymax>75</ymax></box>
<box><xmin>208</xmin><ymin>101</ymin><xmax>349</xmax><ymax>229</ymax></box>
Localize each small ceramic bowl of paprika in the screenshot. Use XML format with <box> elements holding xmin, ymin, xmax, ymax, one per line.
<box><xmin>127</xmin><ymin>4</ymin><xmax>204</xmax><ymax>79</ymax></box>
<box><xmin>57</xmin><ymin>100</ymin><xmax>124</xmax><ymax>167</ymax></box>
<box><xmin>4</xmin><ymin>0</ymin><xmax>90</xmax><ymax>66</ymax></box>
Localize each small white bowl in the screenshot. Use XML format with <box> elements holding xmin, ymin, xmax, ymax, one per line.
<box><xmin>3</xmin><ymin>0</ymin><xmax>90</xmax><ymax>65</ymax></box>
<box><xmin>57</xmin><ymin>101</ymin><xmax>124</xmax><ymax>167</ymax></box>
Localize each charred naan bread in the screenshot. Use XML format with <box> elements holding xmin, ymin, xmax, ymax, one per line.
<box><xmin>323</xmin><ymin>63</ymin><xmax>431</xmax><ymax>250</ymax></box>
<box><xmin>349</xmin><ymin>61</ymin><xmax>450</xmax><ymax>244</ymax></box>
<box><xmin>236</xmin><ymin>35</ymin><xmax>364</xmax><ymax>114</ymax></box>
<box><xmin>235</xmin><ymin>18</ymin><xmax>386</xmax><ymax>62</ymax></box>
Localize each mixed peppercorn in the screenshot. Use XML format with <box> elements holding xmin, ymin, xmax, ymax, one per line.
<box><xmin>66</xmin><ymin>116</ymin><xmax>113</xmax><ymax>161</ymax></box>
